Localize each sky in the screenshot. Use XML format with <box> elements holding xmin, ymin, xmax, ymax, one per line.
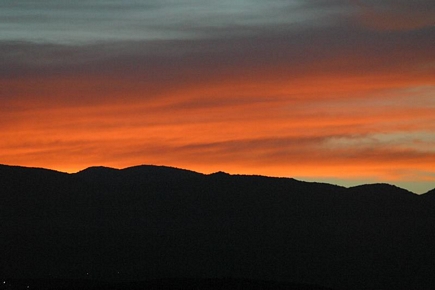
<box><xmin>1</xmin><ymin>0</ymin><xmax>434</xmax><ymax>193</ymax></box>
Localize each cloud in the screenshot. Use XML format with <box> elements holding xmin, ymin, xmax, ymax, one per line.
<box><xmin>1</xmin><ymin>21</ymin><xmax>433</xmax><ymax>109</ymax></box>
<box><xmin>1</xmin><ymin>1</ymin><xmax>434</xmax><ymax>193</ymax></box>
<box><xmin>2</xmin><ymin>0</ymin><xmax>433</xmax><ymax>44</ymax></box>
<box><xmin>350</xmin><ymin>0</ymin><xmax>435</xmax><ymax>31</ymax></box>
<box><xmin>0</xmin><ymin>0</ymin><xmax>328</xmax><ymax>43</ymax></box>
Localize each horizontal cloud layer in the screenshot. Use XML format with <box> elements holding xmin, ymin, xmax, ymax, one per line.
<box><xmin>1</xmin><ymin>0</ymin><xmax>434</xmax><ymax>193</ymax></box>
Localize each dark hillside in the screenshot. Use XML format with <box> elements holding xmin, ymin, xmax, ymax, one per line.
<box><xmin>1</xmin><ymin>164</ymin><xmax>434</xmax><ymax>290</ymax></box>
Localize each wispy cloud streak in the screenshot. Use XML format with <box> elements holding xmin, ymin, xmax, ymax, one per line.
<box><xmin>0</xmin><ymin>0</ymin><xmax>434</xmax><ymax>193</ymax></box>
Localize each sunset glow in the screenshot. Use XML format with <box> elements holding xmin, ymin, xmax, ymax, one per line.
<box><xmin>1</xmin><ymin>0</ymin><xmax>434</xmax><ymax>193</ymax></box>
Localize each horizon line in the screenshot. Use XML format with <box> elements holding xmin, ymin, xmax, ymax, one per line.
<box><xmin>2</xmin><ymin>162</ymin><xmax>433</xmax><ymax>195</ymax></box>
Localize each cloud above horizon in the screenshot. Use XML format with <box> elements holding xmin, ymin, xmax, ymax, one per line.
<box><xmin>1</xmin><ymin>0</ymin><xmax>434</xmax><ymax>193</ymax></box>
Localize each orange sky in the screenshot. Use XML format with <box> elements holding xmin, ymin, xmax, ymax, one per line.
<box><xmin>1</xmin><ymin>0</ymin><xmax>435</xmax><ymax>193</ymax></box>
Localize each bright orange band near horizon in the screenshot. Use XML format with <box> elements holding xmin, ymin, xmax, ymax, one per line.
<box><xmin>1</xmin><ymin>10</ymin><xmax>435</xmax><ymax>194</ymax></box>
<box><xmin>1</xmin><ymin>59</ymin><xmax>434</xmax><ymax>193</ymax></box>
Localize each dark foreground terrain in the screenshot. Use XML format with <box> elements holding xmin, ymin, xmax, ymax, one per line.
<box><xmin>1</xmin><ymin>278</ymin><xmax>333</xmax><ymax>290</ymax></box>
<box><xmin>1</xmin><ymin>164</ymin><xmax>435</xmax><ymax>290</ymax></box>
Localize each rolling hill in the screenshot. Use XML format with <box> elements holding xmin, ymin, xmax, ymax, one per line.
<box><xmin>1</xmin><ymin>164</ymin><xmax>434</xmax><ymax>290</ymax></box>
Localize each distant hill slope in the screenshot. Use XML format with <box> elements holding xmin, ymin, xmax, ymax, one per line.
<box><xmin>76</xmin><ymin>165</ymin><xmax>202</xmax><ymax>182</ymax></box>
<box><xmin>424</xmin><ymin>187</ymin><xmax>435</xmax><ymax>195</ymax></box>
<box><xmin>1</xmin><ymin>164</ymin><xmax>434</xmax><ymax>290</ymax></box>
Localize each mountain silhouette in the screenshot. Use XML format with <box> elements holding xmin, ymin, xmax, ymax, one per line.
<box><xmin>1</xmin><ymin>164</ymin><xmax>434</xmax><ymax>290</ymax></box>
<box><xmin>424</xmin><ymin>187</ymin><xmax>435</xmax><ymax>196</ymax></box>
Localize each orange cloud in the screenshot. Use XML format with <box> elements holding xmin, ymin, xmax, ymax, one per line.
<box><xmin>1</xmin><ymin>23</ymin><xmax>434</xmax><ymax>193</ymax></box>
